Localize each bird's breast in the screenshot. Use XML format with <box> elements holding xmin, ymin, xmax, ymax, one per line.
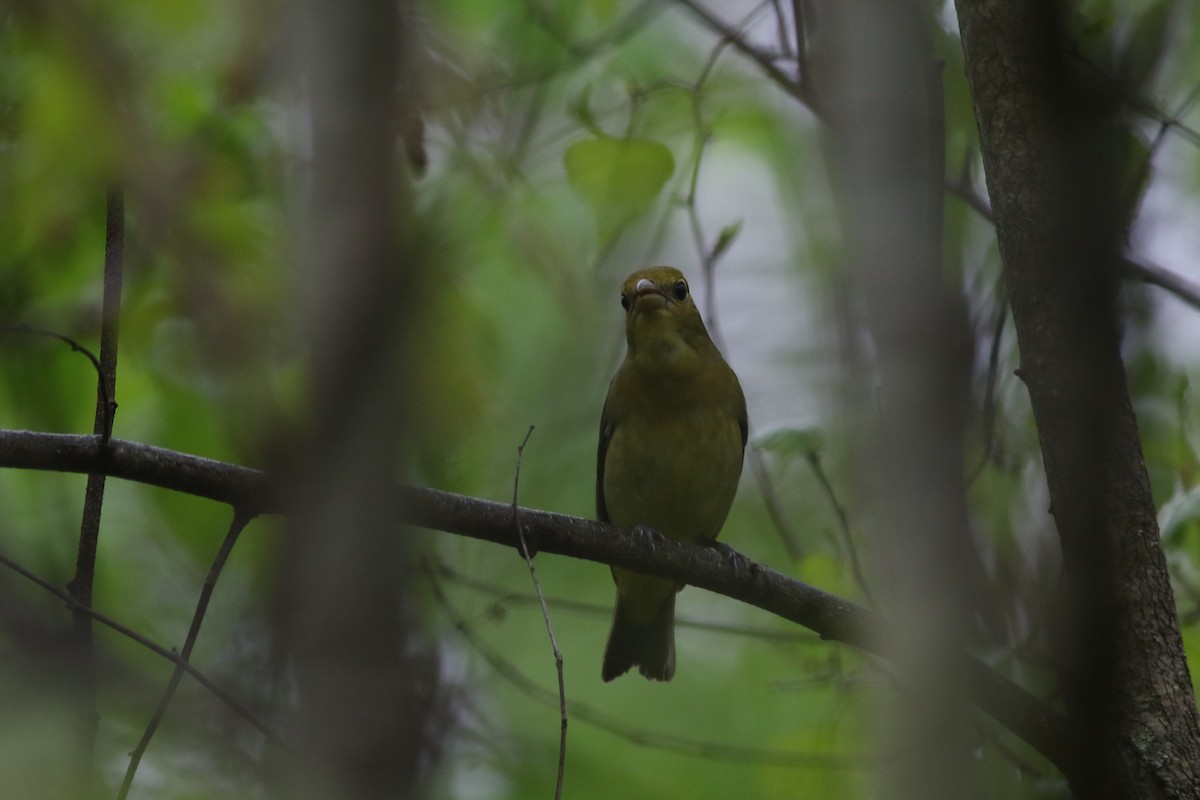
<box><xmin>602</xmin><ymin>404</ymin><xmax>744</xmax><ymax>543</ymax></box>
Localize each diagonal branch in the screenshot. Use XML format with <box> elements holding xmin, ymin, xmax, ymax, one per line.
<box><xmin>674</xmin><ymin>0</ymin><xmax>814</xmax><ymax>111</ymax></box>
<box><xmin>0</xmin><ymin>550</ymin><xmax>282</xmax><ymax>744</ymax></box>
<box><xmin>945</xmin><ymin>172</ymin><xmax>1200</xmax><ymax>311</ymax></box>
<box><xmin>0</xmin><ymin>427</ymin><xmax>1070</xmax><ymax>771</ymax></box>
<box><xmin>1123</xmin><ymin>257</ymin><xmax>1200</xmax><ymax>312</ymax></box>
<box><xmin>118</xmin><ymin>510</ymin><xmax>253</xmax><ymax>800</ymax></box>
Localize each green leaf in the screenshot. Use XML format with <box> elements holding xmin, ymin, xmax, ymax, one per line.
<box><xmin>753</xmin><ymin>422</ymin><xmax>826</xmax><ymax>462</ymax></box>
<box><xmin>712</xmin><ymin>219</ymin><xmax>743</xmax><ymax>261</ymax></box>
<box><xmin>563</xmin><ymin>136</ymin><xmax>674</xmax><ymax>240</ymax></box>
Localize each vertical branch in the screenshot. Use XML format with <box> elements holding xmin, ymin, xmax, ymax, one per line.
<box><xmin>68</xmin><ymin>184</ymin><xmax>124</xmax><ymax>790</ymax></box>
<box><xmin>274</xmin><ymin>2</ymin><xmax>440</xmax><ymax>798</ymax></box>
<box><xmin>823</xmin><ymin>1</ymin><xmax>977</xmax><ymax>798</ymax></box>
<box><xmin>790</xmin><ymin>0</ymin><xmax>811</xmax><ymax>100</ymax></box>
<box><xmin>510</xmin><ymin>427</ymin><xmax>568</xmax><ymax>800</ymax></box>
<box><xmin>96</xmin><ymin>185</ymin><xmax>124</xmax><ymax>444</ymax></box>
<box><xmin>680</xmin><ymin>38</ymin><xmax>804</xmax><ymax>560</ymax></box>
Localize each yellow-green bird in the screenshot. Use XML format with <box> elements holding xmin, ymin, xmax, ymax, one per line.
<box><xmin>598</xmin><ymin>266</ymin><xmax>747</xmax><ymax>681</ymax></box>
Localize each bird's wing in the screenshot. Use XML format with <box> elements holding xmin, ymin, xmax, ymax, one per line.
<box><xmin>596</xmin><ymin>397</ymin><xmax>615</xmax><ymax>524</ymax></box>
<box><xmin>732</xmin><ymin>365</ymin><xmax>749</xmax><ymax>447</ymax></box>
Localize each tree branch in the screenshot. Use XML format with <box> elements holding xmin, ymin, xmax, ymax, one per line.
<box><xmin>0</xmin><ymin>428</ymin><xmax>1070</xmax><ymax>770</ymax></box>
<box><xmin>678</xmin><ymin>3</ymin><xmax>1200</xmax><ymax>319</ymax></box>
<box><xmin>1123</xmin><ymin>256</ymin><xmax>1200</xmax><ymax>312</ymax></box>
<box><xmin>118</xmin><ymin>510</ymin><xmax>253</xmax><ymax>799</ymax></box>
<box><xmin>674</xmin><ymin>0</ymin><xmax>813</xmax><ymax>111</ymax></box>
<box><xmin>944</xmin><ymin>172</ymin><xmax>1200</xmax><ymax>312</ymax></box>
<box><xmin>68</xmin><ymin>183</ymin><xmax>124</xmax><ymax>793</ymax></box>
<box><xmin>0</xmin><ymin>550</ymin><xmax>282</xmax><ymax>745</ymax></box>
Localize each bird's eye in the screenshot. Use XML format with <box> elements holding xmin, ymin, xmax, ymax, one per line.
<box><xmin>620</xmin><ymin>294</ymin><xmax>631</xmax><ymax>311</ymax></box>
<box><xmin>671</xmin><ymin>281</ymin><xmax>688</xmax><ymax>302</ymax></box>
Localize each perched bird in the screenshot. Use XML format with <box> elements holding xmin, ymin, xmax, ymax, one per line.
<box><xmin>598</xmin><ymin>267</ymin><xmax>747</xmax><ymax>681</ymax></box>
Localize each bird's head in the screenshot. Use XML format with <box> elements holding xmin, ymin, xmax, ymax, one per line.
<box><xmin>618</xmin><ymin>267</ymin><xmax>712</xmax><ymax>361</ymax></box>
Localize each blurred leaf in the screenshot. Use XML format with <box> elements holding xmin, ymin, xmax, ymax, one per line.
<box><xmin>564</xmin><ymin>136</ymin><xmax>674</xmax><ymax>240</ymax></box>
<box><xmin>568</xmin><ymin>84</ymin><xmax>599</xmax><ymax>133</ymax></box>
<box><xmin>753</xmin><ymin>423</ymin><xmax>825</xmax><ymax>463</ymax></box>
<box><xmin>712</xmin><ymin>219</ymin><xmax>743</xmax><ymax>262</ymax></box>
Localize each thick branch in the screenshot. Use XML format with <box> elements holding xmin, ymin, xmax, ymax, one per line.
<box><xmin>0</xmin><ymin>428</ymin><xmax>1069</xmax><ymax>768</ymax></box>
<box><xmin>956</xmin><ymin>1</ymin><xmax>1200</xmax><ymax>795</ymax></box>
<box><xmin>0</xmin><ymin>431</ymin><xmax>274</xmax><ymax>510</ymax></box>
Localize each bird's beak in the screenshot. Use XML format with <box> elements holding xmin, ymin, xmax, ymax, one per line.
<box><xmin>633</xmin><ymin>278</ymin><xmax>667</xmax><ymax>312</ymax></box>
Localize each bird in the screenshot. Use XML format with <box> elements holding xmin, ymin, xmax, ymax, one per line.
<box><xmin>597</xmin><ymin>266</ymin><xmax>747</xmax><ymax>681</ymax></box>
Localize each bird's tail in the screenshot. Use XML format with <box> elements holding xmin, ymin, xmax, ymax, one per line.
<box><xmin>602</xmin><ymin>592</ymin><xmax>676</xmax><ymax>682</ymax></box>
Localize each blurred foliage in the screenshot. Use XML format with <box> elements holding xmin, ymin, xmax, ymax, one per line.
<box><xmin>1</xmin><ymin>0</ymin><xmax>1200</xmax><ymax>798</ymax></box>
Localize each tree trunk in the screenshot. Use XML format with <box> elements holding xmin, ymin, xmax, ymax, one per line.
<box><xmin>272</xmin><ymin>1</ymin><xmax>439</xmax><ymax>797</ymax></box>
<box><xmin>955</xmin><ymin>1</ymin><xmax>1200</xmax><ymax>796</ymax></box>
<box><xmin>821</xmin><ymin>2</ymin><xmax>978</xmax><ymax>797</ymax></box>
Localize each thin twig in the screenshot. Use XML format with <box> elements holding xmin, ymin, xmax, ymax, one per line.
<box><xmin>67</xmin><ymin>185</ymin><xmax>123</xmax><ymax>791</ymax></box>
<box><xmin>674</xmin><ymin>0</ymin><xmax>813</xmax><ymax>111</ymax></box>
<box><xmin>510</xmin><ymin>426</ymin><xmax>567</xmax><ymax>800</ymax></box>
<box><xmin>118</xmin><ymin>510</ymin><xmax>253</xmax><ymax>800</ymax></box>
<box><xmin>1064</xmin><ymin>43</ymin><xmax>1200</xmax><ymax>149</ymax></box>
<box><xmin>423</xmin><ymin>556</ymin><xmax>821</xmax><ymax>643</ymax></box>
<box><xmin>747</xmin><ymin>449</ymin><xmax>804</xmax><ymax>560</ymax></box>
<box><xmin>678</xmin><ymin>0</ymin><xmax>1200</xmax><ymax>325</ymax></box>
<box><xmin>678</xmin><ymin>34</ymin><xmax>804</xmax><ymax>560</ymax></box>
<box><xmin>622</xmin><ymin>17</ymin><xmax>743</xmax><ymax>274</ymax></box>
<box><xmin>791</xmin><ymin>0</ymin><xmax>810</xmax><ymax>98</ymax></box>
<box><xmin>968</xmin><ymin>290</ymin><xmax>1009</xmax><ymax>486</ymax></box>
<box><xmin>95</xmin><ymin>184</ymin><xmax>123</xmax><ymax>442</ymax></box>
<box><xmin>944</xmin><ymin>168</ymin><xmax>993</xmax><ymax>222</ymax></box>
<box><xmin>1123</xmin><ymin>257</ymin><xmax>1200</xmax><ymax>311</ymax></box>
<box><xmin>0</xmin><ymin>325</ymin><xmax>110</xmax><ymax>415</ymax></box>
<box><xmin>768</xmin><ymin>0</ymin><xmax>792</xmax><ymax>58</ymax></box>
<box><xmin>0</xmin><ymin>549</ymin><xmax>281</xmax><ymax>744</ymax></box>
<box><xmin>945</xmin><ymin>168</ymin><xmax>1200</xmax><ymax>312</ymax></box>
<box><xmin>428</xmin><ymin>571</ymin><xmax>864</xmax><ymax>770</ymax></box>
<box><xmin>692</xmin><ymin>209</ymin><xmax>802</xmax><ymax>559</ymax></box>
<box><xmin>805</xmin><ymin>451</ymin><xmax>870</xmax><ymax>603</ymax></box>
<box><xmin>469</xmin><ymin>0</ymin><xmax>666</xmax><ymax>101</ymax></box>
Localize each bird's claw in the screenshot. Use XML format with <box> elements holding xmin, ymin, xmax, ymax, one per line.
<box><xmin>632</xmin><ymin>524</ymin><xmax>665</xmax><ymax>554</ymax></box>
<box><xmin>707</xmin><ymin>540</ymin><xmax>751</xmax><ymax>578</ymax></box>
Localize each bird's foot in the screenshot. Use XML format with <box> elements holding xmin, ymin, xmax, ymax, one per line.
<box><xmin>706</xmin><ymin>539</ymin><xmax>751</xmax><ymax>578</ymax></box>
<box><xmin>631</xmin><ymin>524</ymin><xmax>665</xmax><ymax>554</ymax></box>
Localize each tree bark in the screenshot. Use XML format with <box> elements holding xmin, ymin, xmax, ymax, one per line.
<box><xmin>955</xmin><ymin>1</ymin><xmax>1200</xmax><ymax>796</ymax></box>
